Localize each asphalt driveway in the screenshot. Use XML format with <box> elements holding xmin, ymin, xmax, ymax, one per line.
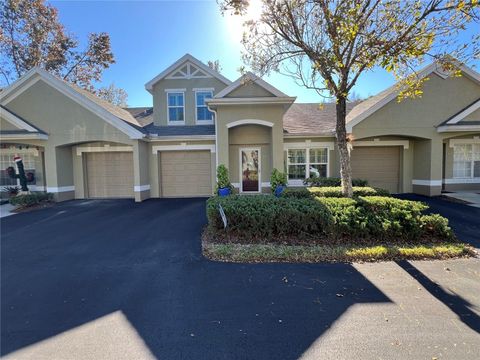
<box><xmin>1</xmin><ymin>197</ymin><xmax>479</xmax><ymax>359</ymax></box>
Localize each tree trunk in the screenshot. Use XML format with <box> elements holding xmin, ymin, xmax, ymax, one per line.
<box><xmin>335</xmin><ymin>96</ymin><xmax>353</xmax><ymax>197</ymax></box>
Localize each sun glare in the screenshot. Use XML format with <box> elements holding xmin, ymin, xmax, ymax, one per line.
<box><xmin>225</xmin><ymin>0</ymin><xmax>263</xmax><ymax>41</ymax></box>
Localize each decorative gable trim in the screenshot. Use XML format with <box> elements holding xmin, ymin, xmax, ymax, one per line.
<box><xmin>145</xmin><ymin>54</ymin><xmax>231</xmax><ymax>92</ymax></box>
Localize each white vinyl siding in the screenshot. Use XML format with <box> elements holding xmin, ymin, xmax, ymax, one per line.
<box><xmin>453</xmin><ymin>144</ymin><xmax>480</xmax><ymax>178</ymax></box>
<box><xmin>287</xmin><ymin>148</ymin><xmax>329</xmax><ymax>182</ymax></box>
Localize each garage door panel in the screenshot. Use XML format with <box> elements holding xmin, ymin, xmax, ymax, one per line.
<box><xmin>160</xmin><ymin>151</ymin><xmax>212</xmax><ymax>197</ymax></box>
<box><xmin>351</xmin><ymin>146</ymin><xmax>400</xmax><ymax>193</ymax></box>
<box><xmin>86</xmin><ymin>152</ymin><xmax>134</xmax><ymax>198</ymax></box>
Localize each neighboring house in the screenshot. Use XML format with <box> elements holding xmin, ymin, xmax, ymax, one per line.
<box><xmin>0</xmin><ymin>53</ymin><xmax>479</xmax><ymax>201</ymax></box>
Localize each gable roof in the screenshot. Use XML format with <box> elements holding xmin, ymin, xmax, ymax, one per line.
<box><xmin>144</xmin><ymin>54</ymin><xmax>231</xmax><ymax>92</ymax></box>
<box><xmin>1</xmin><ymin>105</ymin><xmax>47</xmax><ymax>134</ymax></box>
<box><xmin>124</xmin><ymin>107</ymin><xmax>154</xmax><ymax>127</ymax></box>
<box><xmin>0</xmin><ymin>67</ymin><xmax>145</xmax><ymax>139</ymax></box>
<box><xmin>283</xmin><ymin>102</ymin><xmax>359</xmax><ymax>136</ymax></box>
<box><xmin>214</xmin><ymin>71</ymin><xmax>289</xmax><ymax>98</ymax></box>
<box><xmin>346</xmin><ymin>60</ymin><xmax>480</xmax><ymax>132</ymax></box>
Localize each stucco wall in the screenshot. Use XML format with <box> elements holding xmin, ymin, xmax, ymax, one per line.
<box><xmin>225</xmin><ymin>83</ymin><xmax>275</xmax><ymax>98</ymax></box>
<box><xmin>3</xmin><ymin>78</ymin><xmax>141</xmax><ymax>201</ymax></box>
<box><xmin>0</xmin><ymin>116</ymin><xmax>22</xmax><ymax>131</ymax></box>
<box><xmin>151</xmin><ymin>77</ymin><xmax>228</xmax><ymax>126</ymax></box>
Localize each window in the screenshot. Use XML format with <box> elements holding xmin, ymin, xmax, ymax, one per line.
<box><xmin>167</xmin><ymin>92</ymin><xmax>184</xmax><ymax>124</ymax></box>
<box><xmin>195</xmin><ymin>91</ymin><xmax>214</xmax><ymax>123</ymax></box>
<box><xmin>287</xmin><ymin>148</ymin><xmax>328</xmax><ymax>181</ymax></box>
<box><xmin>0</xmin><ymin>153</ymin><xmax>36</xmax><ymax>186</ymax></box>
<box><xmin>453</xmin><ymin>144</ymin><xmax>480</xmax><ymax>178</ymax></box>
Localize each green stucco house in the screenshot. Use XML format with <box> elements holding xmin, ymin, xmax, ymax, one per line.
<box><xmin>1</xmin><ymin>54</ymin><xmax>479</xmax><ymax>201</ymax></box>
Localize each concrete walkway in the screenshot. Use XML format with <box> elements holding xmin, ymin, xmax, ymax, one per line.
<box><xmin>0</xmin><ymin>203</ymin><xmax>15</xmax><ymax>218</ymax></box>
<box><xmin>442</xmin><ymin>191</ymin><xmax>480</xmax><ymax>208</ymax></box>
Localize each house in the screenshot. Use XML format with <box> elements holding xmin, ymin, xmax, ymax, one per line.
<box><xmin>0</xmin><ymin>54</ymin><xmax>479</xmax><ymax>201</ymax></box>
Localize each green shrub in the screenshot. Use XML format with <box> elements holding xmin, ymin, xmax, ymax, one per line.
<box><xmin>9</xmin><ymin>192</ymin><xmax>53</xmax><ymax>207</ymax></box>
<box><xmin>270</xmin><ymin>168</ymin><xmax>288</xmax><ymax>192</ymax></box>
<box><xmin>304</xmin><ymin>177</ymin><xmax>368</xmax><ymax>187</ymax></box>
<box><xmin>215</xmin><ymin>164</ymin><xmax>233</xmax><ymax>193</ymax></box>
<box><xmin>206</xmin><ymin>194</ymin><xmax>454</xmax><ymax>244</ymax></box>
<box><xmin>282</xmin><ymin>186</ymin><xmax>389</xmax><ymax>199</ymax></box>
<box><xmin>420</xmin><ymin>214</ymin><xmax>455</xmax><ymax>240</ymax></box>
<box><xmin>207</xmin><ymin>195</ymin><xmax>332</xmax><ymax>240</ymax></box>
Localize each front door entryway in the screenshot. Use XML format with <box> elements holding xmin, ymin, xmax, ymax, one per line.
<box><xmin>240</xmin><ymin>148</ymin><xmax>260</xmax><ymax>193</ymax></box>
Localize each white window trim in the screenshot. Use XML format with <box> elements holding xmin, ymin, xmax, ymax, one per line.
<box><xmin>452</xmin><ymin>143</ymin><xmax>480</xmax><ymax>179</ymax></box>
<box><xmin>449</xmin><ymin>136</ymin><xmax>480</xmax><ymax>147</ymax></box>
<box><xmin>194</xmin><ymin>89</ymin><xmax>214</xmax><ymax>125</ymax></box>
<box><xmin>166</xmin><ymin>90</ymin><xmax>185</xmax><ymax>125</ymax></box>
<box><xmin>239</xmin><ymin>147</ymin><xmax>261</xmax><ymax>194</ymax></box>
<box><xmin>286</xmin><ymin>147</ymin><xmax>330</xmax><ymax>185</ymax></box>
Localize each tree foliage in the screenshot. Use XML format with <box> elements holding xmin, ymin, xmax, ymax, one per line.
<box><xmin>0</xmin><ymin>0</ymin><xmax>117</xmax><ymax>94</ymax></box>
<box><xmin>219</xmin><ymin>0</ymin><xmax>479</xmax><ymax>197</ymax></box>
<box><xmin>96</xmin><ymin>83</ymin><xmax>128</xmax><ymax>107</ymax></box>
<box><xmin>208</xmin><ymin>59</ymin><xmax>222</xmax><ymax>73</ymax></box>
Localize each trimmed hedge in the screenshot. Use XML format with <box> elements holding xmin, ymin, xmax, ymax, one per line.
<box><xmin>206</xmin><ymin>195</ymin><xmax>455</xmax><ymax>244</ymax></box>
<box><xmin>9</xmin><ymin>192</ymin><xmax>53</xmax><ymax>207</ymax></box>
<box><xmin>304</xmin><ymin>177</ymin><xmax>368</xmax><ymax>187</ymax></box>
<box><xmin>207</xmin><ymin>195</ymin><xmax>332</xmax><ymax>239</ymax></box>
<box><xmin>282</xmin><ymin>186</ymin><xmax>389</xmax><ymax>199</ymax></box>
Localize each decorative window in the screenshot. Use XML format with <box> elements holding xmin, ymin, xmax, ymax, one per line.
<box><xmin>167</xmin><ymin>92</ymin><xmax>185</xmax><ymax>124</ymax></box>
<box><xmin>287</xmin><ymin>148</ymin><xmax>329</xmax><ymax>181</ymax></box>
<box><xmin>195</xmin><ymin>91</ymin><xmax>214</xmax><ymax>123</ymax></box>
<box><xmin>453</xmin><ymin>144</ymin><xmax>480</xmax><ymax>178</ymax></box>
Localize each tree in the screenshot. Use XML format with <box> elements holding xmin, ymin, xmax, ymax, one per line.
<box><xmin>219</xmin><ymin>0</ymin><xmax>479</xmax><ymax>197</ymax></box>
<box><xmin>0</xmin><ymin>0</ymin><xmax>116</xmax><ymax>93</ymax></box>
<box><xmin>208</xmin><ymin>59</ymin><xmax>222</xmax><ymax>73</ymax></box>
<box><xmin>96</xmin><ymin>83</ymin><xmax>128</xmax><ymax>107</ymax></box>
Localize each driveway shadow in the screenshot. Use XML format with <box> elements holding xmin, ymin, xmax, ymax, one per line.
<box><xmin>1</xmin><ymin>198</ymin><xmax>391</xmax><ymax>359</ymax></box>
<box><xmin>397</xmin><ymin>260</ymin><xmax>480</xmax><ymax>334</ymax></box>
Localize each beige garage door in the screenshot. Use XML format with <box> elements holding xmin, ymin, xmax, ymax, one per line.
<box><xmin>351</xmin><ymin>146</ymin><xmax>400</xmax><ymax>193</ymax></box>
<box><xmin>160</xmin><ymin>151</ymin><xmax>212</xmax><ymax>197</ymax></box>
<box><xmin>85</xmin><ymin>152</ymin><xmax>134</xmax><ymax>198</ymax></box>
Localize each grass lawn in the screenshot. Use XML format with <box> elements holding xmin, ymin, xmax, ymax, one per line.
<box><xmin>203</xmin><ymin>239</ymin><xmax>476</xmax><ymax>263</ymax></box>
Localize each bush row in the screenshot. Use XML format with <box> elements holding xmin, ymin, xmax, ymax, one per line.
<box><xmin>206</xmin><ymin>195</ymin><xmax>455</xmax><ymax>244</ymax></box>
<box><xmin>9</xmin><ymin>192</ymin><xmax>53</xmax><ymax>207</ymax></box>
<box><xmin>282</xmin><ymin>186</ymin><xmax>389</xmax><ymax>199</ymax></box>
<box><xmin>304</xmin><ymin>177</ymin><xmax>369</xmax><ymax>187</ymax></box>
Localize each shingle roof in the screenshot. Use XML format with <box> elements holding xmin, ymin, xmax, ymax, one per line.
<box><xmin>283</xmin><ymin>102</ymin><xmax>360</xmax><ymax>135</ymax></box>
<box><xmin>60</xmin><ymin>80</ymin><xmax>144</xmax><ymax>129</ymax></box>
<box><xmin>144</xmin><ymin>123</ymin><xmax>215</xmax><ymax>136</ymax></box>
<box><xmin>124</xmin><ymin>107</ymin><xmax>154</xmax><ymax>127</ymax></box>
<box><xmin>345</xmin><ymin>85</ymin><xmax>396</xmax><ymax>123</ymax></box>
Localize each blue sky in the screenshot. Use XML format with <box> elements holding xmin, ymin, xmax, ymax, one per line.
<box><xmin>51</xmin><ymin>0</ymin><xmax>479</xmax><ymax>107</ymax></box>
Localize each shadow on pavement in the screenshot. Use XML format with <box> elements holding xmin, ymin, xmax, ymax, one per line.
<box><xmin>1</xmin><ymin>198</ymin><xmax>391</xmax><ymax>359</ymax></box>
<box><xmin>397</xmin><ymin>260</ymin><xmax>480</xmax><ymax>334</ymax></box>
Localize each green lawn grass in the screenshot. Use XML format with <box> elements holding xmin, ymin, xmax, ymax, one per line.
<box><xmin>203</xmin><ymin>241</ymin><xmax>476</xmax><ymax>263</ymax></box>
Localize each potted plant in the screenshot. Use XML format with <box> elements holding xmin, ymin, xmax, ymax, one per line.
<box><xmin>216</xmin><ymin>164</ymin><xmax>233</xmax><ymax>196</ymax></box>
<box><xmin>270</xmin><ymin>168</ymin><xmax>288</xmax><ymax>197</ymax></box>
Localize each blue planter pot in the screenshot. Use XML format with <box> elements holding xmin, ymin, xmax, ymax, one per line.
<box><xmin>218</xmin><ymin>187</ymin><xmax>231</xmax><ymax>197</ymax></box>
<box><xmin>274</xmin><ymin>185</ymin><xmax>285</xmax><ymax>197</ymax></box>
